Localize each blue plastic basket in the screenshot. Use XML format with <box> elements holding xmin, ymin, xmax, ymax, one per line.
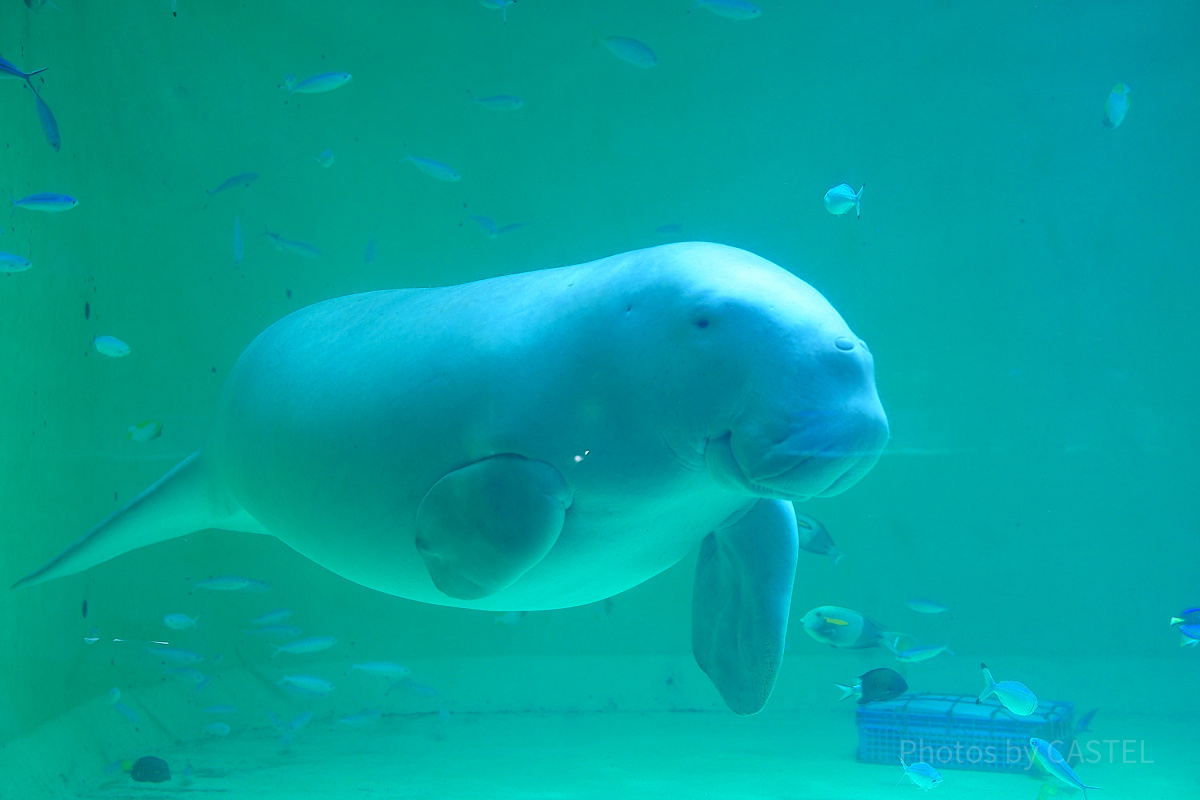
<box><xmin>855</xmin><ymin>693</ymin><xmax>1075</xmax><ymax>773</ymax></box>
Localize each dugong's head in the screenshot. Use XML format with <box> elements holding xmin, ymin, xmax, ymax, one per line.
<box><xmin>643</xmin><ymin>243</ymin><xmax>889</xmax><ymax>503</ymax></box>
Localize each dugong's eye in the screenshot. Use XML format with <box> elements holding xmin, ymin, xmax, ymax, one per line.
<box><xmin>693</xmin><ymin>318</ymin><xmax>710</xmax><ymax>329</ymax></box>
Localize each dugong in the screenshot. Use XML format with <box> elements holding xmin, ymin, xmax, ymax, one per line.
<box><xmin>14</xmin><ymin>242</ymin><xmax>888</xmax><ymax>714</ymax></box>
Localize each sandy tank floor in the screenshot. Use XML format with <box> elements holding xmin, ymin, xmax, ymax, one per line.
<box><xmin>70</xmin><ymin>708</ymin><xmax>1187</xmax><ymax>800</ymax></box>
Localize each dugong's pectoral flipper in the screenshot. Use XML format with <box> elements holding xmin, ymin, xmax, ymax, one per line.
<box><xmin>415</xmin><ymin>454</ymin><xmax>573</xmax><ymax>601</ymax></box>
<box><xmin>12</xmin><ymin>451</ymin><xmax>264</xmax><ymax>589</ymax></box>
<box><xmin>691</xmin><ymin>498</ymin><xmax>799</xmax><ymax>715</ymax></box>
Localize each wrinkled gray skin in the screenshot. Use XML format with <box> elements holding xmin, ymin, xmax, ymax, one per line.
<box><xmin>15</xmin><ymin>242</ymin><xmax>888</xmax><ymax>714</ymax></box>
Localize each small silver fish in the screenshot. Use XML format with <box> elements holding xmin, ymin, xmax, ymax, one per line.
<box><xmin>405</xmin><ymin>154</ymin><xmax>461</xmax><ymax>182</ymax></box>
<box><xmin>243</xmin><ymin>624</ymin><xmax>303</xmax><ymax>638</ymax></box>
<box><xmin>204</xmin><ymin>722</ymin><xmax>231</xmax><ymax>736</ymax></box>
<box><xmin>250</xmin><ymin>608</ymin><xmax>293</xmax><ymax>626</ymax></box>
<box><xmin>824</xmin><ymin>183</ymin><xmax>863</xmax><ymax>217</ymax></box>
<box><xmin>194</xmin><ymin>575</ymin><xmax>251</xmax><ymax>591</ymax></box>
<box><xmin>898</xmin><ymin>757</ymin><xmax>943</xmax><ymax>790</ymax></box>
<box><xmin>146</xmin><ymin>645</ymin><xmax>203</xmax><ymax>664</ymax></box>
<box><xmin>11</xmin><ymin>192</ymin><xmax>78</xmax><ymax>212</ymax></box>
<box><xmin>270</xmin><ymin>635</ymin><xmax>337</xmax><ymax>657</ymax></box>
<box><xmin>165</xmin><ymin>666</ymin><xmax>207</xmax><ymax>686</ymax></box>
<box><xmin>396</xmin><ymin>677</ymin><xmax>438</xmax><ymax>696</ymax></box>
<box><xmin>603</xmin><ymin>37</ymin><xmax>658</xmax><ymax>69</ymax></box>
<box><xmin>0</xmin><ymin>251</ymin><xmax>32</xmax><ymax>273</ymax></box>
<box><xmin>33</xmin><ymin>93</ymin><xmax>59</xmax><ymax>151</ymax></box>
<box><xmin>1103</xmin><ymin>83</ymin><xmax>1130</xmax><ymax>129</ymax></box>
<box><xmin>1029</xmin><ymin>738</ymin><xmax>1099</xmax><ymax>799</ymax></box>
<box><xmin>348</xmin><ymin>661</ymin><xmax>411</xmax><ymax>680</ymax></box>
<box><xmin>902</xmin><ymin>597</ymin><xmax>950</xmax><ymax>618</ymax></box>
<box><xmin>473</xmin><ymin>94</ymin><xmax>524</xmax><ymax>111</ymax></box>
<box><xmin>978</xmin><ymin>662</ymin><xmax>1038</xmax><ymax>715</ymax></box>
<box><xmin>470</xmin><ymin>215</ymin><xmax>500</xmax><ymax>237</ymax></box>
<box><xmin>207</xmin><ymin>172</ymin><xmax>258</xmax><ymax>195</ymax></box>
<box><xmin>284</xmin><ymin>72</ymin><xmax>352</xmax><ymax>94</ymax></box>
<box><xmin>163</xmin><ymin>613</ymin><xmax>198</xmax><ymax>630</ymax></box>
<box><xmin>277</xmin><ymin>674</ymin><xmax>334</xmax><ymax>695</ymax></box>
<box><xmin>693</xmin><ymin>0</ymin><xmax>762</xmax><ymax>20</ymax></box>
<box><xmin>337</xmin><ymin>708</ymin><xmax>382</xmax><ymax>728</ymax></box>
<box><xmin>202</xmin><ymin>705</ymin><xmax>238</xmax><ymax>714</ymax></box>
<box><xmin>265</xmin><ymin>230</ymin><xmax>321</xmax><ymax>259</ymax></box>
<box><xmin>92</xmin><ymin>335</ymin><xmax>130</xmax><ymax>358</ymax></box>
<box><xmin>364</xmin><ymin>238</ymin><xmax>377</xmax><ymax>265</ymax></box>
<box><xmin>906</xmin><ymin>598</ymin><xmax>950</xmax><ymax>614</ymax></box>
<box><xmin>894</xmin><ymin>643</ymin><xmax>954</xmax><ymax>663</ymax></box>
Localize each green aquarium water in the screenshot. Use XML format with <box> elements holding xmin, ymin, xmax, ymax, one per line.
<box><xmin>1</xmin><ymin>1</ymin><xmax>1197</xmax><ymax>798</ymax></box>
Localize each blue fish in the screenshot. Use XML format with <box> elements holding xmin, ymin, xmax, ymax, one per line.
<box><xmin>405</xmin><ymin>154</ymin><xmax>461</xmax><ymax>182</ymax></box>
<box><xmin>249</xmin><ymin>608</ymin><xmax>293</xmax><ymax>626</ymax></box>
<box><xmin>472</xmin><ymin>94</ymin><xmax>524</xmax><ymax>111</ymax></box>
<box><xmin>1029</xmin><ymin>737</ymin><xmax>1099</xmax><ymax>799</ymax></box>
<box><xmin>1169</xmin><ymin>608</ymin><xmax>1200</xmax><ymax>645</ymax></box>
<box><xmin>0</xmin><ymin>55</ymin><xmax>47</xmax><ymax>83</ymax></box>
<box><xmin>1075</xmin><ymin>708</ymin><xmax>1098</xmax><ymax>734</ymax></box>
<box><xmin>11</xmin><ymin>192</ymin><xmax>77</xmax><ymax>212</ymax></box>
<box><xmin>693</xmin><ymin>0</ymin><xmax>763</xmax><ymax>20</ymax></box>
<box><xmin>207</xmin><ymin>172</ymin><xmax>258</xmax><ymax>195</ymax></box>
<box><xmin>602</xmin><ymin>37</ymin><xmax>658</xmax><ymax>69</ymax></box>
<box><xmin>1169</xmin><ymin>607</ymin><xmax>1200</xmax><ymax>625</ymax></box>
<box><xmin>265</xmin><ymin>230</ymin><xmax>321</xmax><ymax>259</ymax></box>
<box><xmin>33</xmin><ymin>92</ymin><xmax>59</xmax><ymax>151</ymax></box>
<box><xmin>283</xmin><ymin>72</ymin><xmax>352</xmax><ymax>94</ymax></box>
<box><xmin>1</xmin><ymin>251</ymin><xmax>33</xmax><ymax>273</ymax></box>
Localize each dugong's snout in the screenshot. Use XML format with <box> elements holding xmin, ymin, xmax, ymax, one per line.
<box><xmin>748</xmin><ymin>396</ymin><xmax>888</xmax><ymax>500</ymax></box>
<box><xmin>708</xmin><ymin>332</ymin><xmax>889</xmax><ymax>502</ymax></box>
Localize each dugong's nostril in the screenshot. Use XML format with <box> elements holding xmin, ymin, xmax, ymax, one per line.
<box><xmin>834</xmin><ymin>336</ymin><xmax>855</xmax><ymax>351</ymax></box>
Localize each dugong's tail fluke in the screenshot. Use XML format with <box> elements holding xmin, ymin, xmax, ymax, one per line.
<box><xmin>12</xmin><ymin>451</ymin><xmax>262</xmax><ymax>590</ymax></box>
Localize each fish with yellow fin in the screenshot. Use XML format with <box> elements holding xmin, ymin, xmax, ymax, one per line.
<box><xmin>800</xmin><ymin>605</ymin><xmax>905</xmax><ymax>649</ymax></box>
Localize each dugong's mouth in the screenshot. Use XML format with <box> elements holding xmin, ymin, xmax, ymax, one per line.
<box><xmin>705</xmin><ymin>431</ymin><xmax>886</xmax><ymax>502</ymax></box>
